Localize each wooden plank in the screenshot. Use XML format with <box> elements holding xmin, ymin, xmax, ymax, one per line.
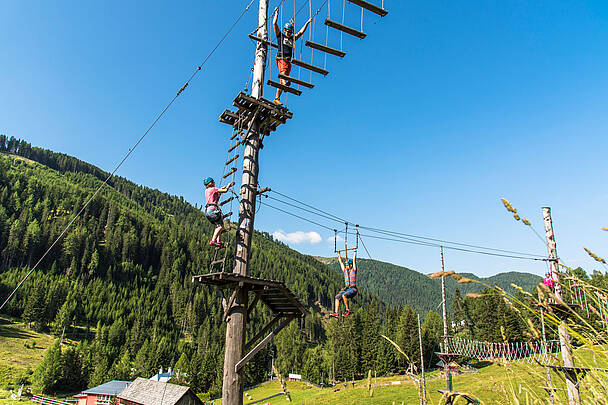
<box><xmin>291</xmin><ymin>58</ymin><xmax>329</xmax><ymax>76</ymax></box>
<box><xmin>223</xmin><ymin>167</ymin><xmax>237</xmax><ymax>178</ymax></box>
<box><xmin>305</xmin><ymin>41</ymin><xmax>346</xmax><ymax>57</ymax></box>
<box><xmin>222</xmin><ymin>211</ymin><xmax>233</xmax><ymax>219</ymax></box>
<box><xmin>237</xmin><ymin>315</ymin><xmax>296</xmax><ymax>371</ymax></box>
<box><xmin>248</xmin><ymin>34</ymin><xmax>278</xmax><ymax>48</ymax></box>
<box><xmin>228</xmin><ymin>142</ymin><xmax>240</xmax><ymax>153</ymax></box>
<box><xmin>278</xmin><ymin>74</ymin><xmax>315</xmax><ymax>89</ymax></box>
<box><xmin>347</xmin><ymin>0</ymin><xmax>388</xmax><ymax>17</ymax></box>
<box><xmin>211</xmin><ymin>259</ymin><xmax>226</xmax><ymax>266</ymax></box>
<box><xmin>220</xmin><ymin>196</ymin><xmax>235</xmax><ymax>207</ymax></box>
<box><xmin>225</xmin><ymin>154</ymin><xmax>240</xmax><ymax>166</ymax></box>
<box><xmin>267</xmin><ymin>80</ymin><xmax>302</xmax><ymax>96</ymax></box>
<box><xmin>324</xmin><ymin>19</ymin><xmax>366</xmax><ymax>39</ymax></box>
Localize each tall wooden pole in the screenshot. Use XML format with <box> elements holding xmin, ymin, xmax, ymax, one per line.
<box><xmin>540</xmin><ymin>307</ymin><xmax>555</xmax><ymax>405</ymax></box>
<box><xmin>440</xmin><ymin>246</ymin><xmax>451</xmax><ymax>391</ymax></box>
<box><xmin>417</xmin><ymin>313</ymin><xmax>427</xmax><ymax>405</ymax></box>
<box><xmin>542</xmin><ymin>207</ymin><xmax>579</xmax><ymax>405</ymax></box>
<box><xmin>222</xmin><ymin>2</ymin><xmax>268</xmax><ymax>404</ymax></box>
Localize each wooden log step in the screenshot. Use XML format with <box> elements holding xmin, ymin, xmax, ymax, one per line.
<box><xmin>230</xmin><ymin>130</ymin><xmax>242</xmax><ymax>140</ymax></box>
<box><xmin>211</xmin><ymin>259</ymin><xmax>226</xmax><ymax>266</ymax></box>
<box><xmin>324</xmin><ymin>19</ymin><xmax>366</xmax><ymax>39</ymax></box>
<box><xmin>225</xmin><ymin>154</ymin><xmax>239</xmax><ymax>166</ymax></box>
<box><xmin>267</xmin><ymin>80</ymin><xmax>302</xmax><ymax>96</ymax></box>
<box><xmin>228</xmin><ymin>143</ymin><xmax>240</xmax><ymax>153</ymax></box>
<box><xmin>223</xmin><ymin>167</ymin><xmax>237</xmax><ymax>179</ymax></box>
<box><xmin>248</xmin><ymin>34</ymin><xmax>278</xmax><ymax>49</ymax></box>
<box><xmin>305</xmin><ymin>41</ymin><xmax>346</xmax><ymax>57</ymax></box>
<box><xmin>278</xmin><ymin>73</ymin><xmax>314</xmax><ymax>89</ymax></box>
<box><xmin>220</xmin><ymin>196</ymin><xmax>235</xmax><ymax>207</ymax></box>
<box><xmin>222</xmin><ymin>211</ymin><xmax>233</xmax><ymax>219</ymax></box>
<box><xmin>347</xmin><ymin>0</ymin><xmax>388</xmax><ymax>17</ymax></box>
<box><xmin>226</xmin><ymin>181</ymin><xmax>235</xmax><ymax>189</ymax></box>
<box><xmin>291</xmin><ymin>58</ymin><xmax>329</xmax><ymax>76</ymax></box>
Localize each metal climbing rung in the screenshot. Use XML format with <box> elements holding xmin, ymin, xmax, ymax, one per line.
<box><xmin>278</xmin><ymin>74</ymin><xmax>314</xmax><ymax>89</ymax></box>
<box><xmin>267</xmin><ymin>80</ymin><xmax>302</xmax><ymax>96</ymax></box>
<box><xmin>228</xmin><ymin>143</ymin><xmax>240</xmax><ymax>153</ymax></box>
<box><xmin>211</xmin><ymin>259</ymin><xmax>226</xmax><ymax>266</ymax></box>
<box><xmin>248</xmin><ymin>34</ymin><xmax>278</xmax><ymax>49</ymax></box>
<box><xmin>347</xmin><ymin>0</ymin><xmax>388</xmax><ymax>17</ymax></box>
<box><xmin>305</xmin><ymin>41</ymin><xmax>346</xmax><ymax>57</ymax></box>
<box><xmin>220</xmin><ymin>196</ymin><xmax>235</xmax><ymax>207</ymax></box>
<box><xmin>291</xmin><ymin>59</ymin><xmax>329</xmax><ymax>76</ymax></box>
<box><xmin>225</xmin><ymin>154</ymin><xmax>240</xmax><ymax>166</ymax></box>
<box><xmin>223</xmin><ymin>167</ymin><xmax>237</xmax><ymax>178</ymax></box>
<box><xmin>324</xmin><ymin>19</ymin><xmax>367</xmax><ymax>39</ymax></box>
<box><xmin>222</xmin><ymin>211</ymin><xmax>233</xmax><ymax>219</ymax></box>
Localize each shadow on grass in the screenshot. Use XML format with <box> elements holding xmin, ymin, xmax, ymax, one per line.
<box><xmin>469</xmin><ymin>361</ymin><xmax>493</xmax><ymax>369</ymax></box>
<box><xmin>0</xmin><ymin>323</ymin><xmax>36</xmax><ymax>339</ymax></box>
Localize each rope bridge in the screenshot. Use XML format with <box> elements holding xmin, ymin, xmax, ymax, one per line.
<box><xmin>442</xmin><ymin>336</ymin><xmax>561</xmax><ymax>364</ymax></box>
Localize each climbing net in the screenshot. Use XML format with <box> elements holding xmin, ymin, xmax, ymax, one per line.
<box><xmin>443</xmin><ymin>336</ymin><xmax>561</xmax><ymax>364</ymax></box>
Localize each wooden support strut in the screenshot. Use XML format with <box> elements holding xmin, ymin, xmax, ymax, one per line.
<box><xmin>248</xmin><ymin>34</ymin><xmax>278</xmax><ymax>48</ymax></box>
<box><xmin>324</xmin><ymin>19</ymin><xmax>367</xmax><ymax>39</ymax></box>
<box><xmin>278</xmin><ymin>73</ymin><xmax>314</xmax><ymax>89</ymax></box>
<box><xmin>237</xmin><ymin>315</ymin><xmax>296</xmax><ymax>372</ymax></box>
<box><xmin>267</xmin><ymin>80</ymin><xmax>302</xmax><ymax>96</ymax></box>
<box><xmin>290</xmin><ymin>58</ymin><xmax>329</xmax><ymax>76</ymax></box>
<box><xmin>347</xmin><ymin>0</ymin><xmax>388</xmax><ymax>17</ymax></box>
<box><xmin>305</xmin><ymin>41</ymin><xmax>346</xmax><ymax>57</ymax></box>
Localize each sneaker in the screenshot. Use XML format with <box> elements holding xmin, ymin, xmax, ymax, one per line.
<box><xmin>329</xmin><ymin>312</ymin><xmax>339</xmax><ymax>318</ymax></box>
<box><xmin>210</xmin><ymin>241</ymin><xmax>225</xmax><ymax>248</ymax></box>
<box><xmin>273</xmin><ymin>98</ymin><xmax>282</xmax><ymax>105</ymax></box>
<box><xmin>343</xmin><ymin>311</ymin><xmax>351</xmax><ymax>318</ymax></box>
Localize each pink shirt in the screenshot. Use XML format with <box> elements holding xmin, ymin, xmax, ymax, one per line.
<box><xmin>544</xmin><ymin>276</ymin><xmax>555</xmax><ymax>289</ymax></box>
<box><xmin>205</xmin><ymin>187</ymin><xmax>220</xmax><ymax>208</ymax></box>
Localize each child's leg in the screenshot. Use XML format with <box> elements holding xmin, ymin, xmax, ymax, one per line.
<box><xmin>212</xmin><ymin>225</ymin><xmax>223</xmax><ymax>242</ymax></box>
<box><xmin>334</xmin><ymin>297</ymin><xmax>340</xmax><ymax>313</ymax></box>
<box><xmin>343</xmin><ymin>296</ymin><xmax>349</xmax><ymax>312</ymax></box>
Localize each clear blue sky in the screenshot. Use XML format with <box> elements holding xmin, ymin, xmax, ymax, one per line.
<box><xmin>1</xmin><ymin>0</ymin><xmax>607</xmax><ymax>278</ymax></box>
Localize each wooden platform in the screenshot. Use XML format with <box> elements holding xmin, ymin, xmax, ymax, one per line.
<box><xmin>324</xmin><ymin>19</ymin><xmax>367</xmax><ymax>39</ymax></box>
<box><xmin>218</xmin><ymin>92</ymin><xmax>293</xmax><ymax>135</ymax></box>
<box><xmin>305</xmin><ymin>41</ymin><xmax>346</xmax><ymax>58</ymax></box>
<box><xmin>347</xmin><ymin>0</ymin><xmax>388</xmax><ymax>17</ymax></box>
<box><xmin>192</xmin><ymin>272</ymin><xmax>307</xmax><ymax>317</ymax></box>
<box><xmin>291</xmin><ymin>58</ymin><xmax>329</xmax><ymax>76</ymax></box>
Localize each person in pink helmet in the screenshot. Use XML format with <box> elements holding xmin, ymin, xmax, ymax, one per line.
<box><xmin>203</xmin><ymin>177</ymin><xmax>230</xmax><ymax>247</ymax></box>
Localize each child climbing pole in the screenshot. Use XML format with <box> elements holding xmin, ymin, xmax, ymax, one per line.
<box><xmin>203</xmin><ymin>177</ymin><xmax>231</xmax><ymax>247</ymax></box>
<box><xmin>272</xmin><ymin>6</ymin><xmax>312</xmax><ymax>105</ymax></box>
<box><xmin>330</xmin><ymin>225</ymin><xmax>359</xmax><ymax>318</ymax></box>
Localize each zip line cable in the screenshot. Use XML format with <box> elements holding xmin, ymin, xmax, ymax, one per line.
<box><xmin>267</xmin><ymin>189</ymin><xmax>546</xmax><ymax>259</ymax></box>
<box><xmin>357</xmin><ymin>233</ymin><xmax>401</xmax><ymax>306</ymax></box>
<box><xmin>0</xmin><ymin>1</ymin><xmax>258</xmax><ymax>312</ymax></box>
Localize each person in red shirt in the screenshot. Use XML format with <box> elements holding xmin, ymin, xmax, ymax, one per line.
<box><xmin>272</xmin><ymin>7</ymin><xmax>312</xmax><ymax>105</ymax></box>
<box><xmin>203</xmin><ymin>177</ymin><xmax>230</xmax><ymax>247</ymax></box>
<box><xmin>330</xmin><ymin>251</ymin><xmax>358</xmax><ymax>318</ymax></box>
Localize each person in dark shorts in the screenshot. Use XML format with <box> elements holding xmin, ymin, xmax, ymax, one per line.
<box><xmin>272</xmin><ymin>7</ymin><xmax>312</xmax><ymax>105</ymax></box>
<box><xmin>203</xmin><ymin>177</ymin><xmax>230</xmax><ymax>247</ymax></box>
<box><xmin>330</xmin><ymin>250</ymin><xmax>358</xmax><ymax>318</ymax></box>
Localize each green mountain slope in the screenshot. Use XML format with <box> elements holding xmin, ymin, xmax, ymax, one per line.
<box><xmin>320</xmin><ymin>257</ymin><xmax>541</xmax><ymax>313</ymax></box>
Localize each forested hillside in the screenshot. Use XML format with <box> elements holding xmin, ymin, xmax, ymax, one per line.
<box><xmin>321</xmin><ymin>257</ymin><xmax>542</xmax><ymax>313</ymax></box>
<box><xmin>0</xmin><ymin>136</ymin><xmax>557</xmax><ymax>398</ymax></box>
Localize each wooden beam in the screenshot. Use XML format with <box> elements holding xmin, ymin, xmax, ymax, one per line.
<box><xmin>278</xmin><ymin>74</ymin><xmax>314</xmax><ymax>89</ymax></box>
<box><xmin>305</xmin><ymin>41</ymin><xmax>346</xmax><ymax>57</ymax></box>
<box><xmin>223</xmin><ymin>287</ymin><xmax>240</xmax><ymax>323</ymax></box>
<box><xmin>225</xmin><ymin>154</ymin><xmax>240</xmax><ymax>166</ymax></box>
<box><xmin>267</xmin><ymin>80</ymin><xmax>302</xmax><ymax>96</ymax></box>
<box><xmin>291</xmin><ymin>58</ymin><xmax>329</xmax><ymax>76</ymax></box>
<box><xmin>223</xmin><ymin>167</ymin><xmax>237</xmax><ymax>179</ymax></box>
<box><xmin>347</xmin><ymin>0</ymin><xmax>388</xmax><ymax>17</ymax></box>
<box><xmin>245</xmin><ymin>315</ymin><xmax>282</xmax><ymax>351</ymax></box>
<box><xmin>237</xmin><ymin>315</ymin><xmax>296</xmax><ymax>372</ymax></box>
<box><xmin>248</xmin><ymin>34</ymin><xmax>278</xmax><ymax>48</ymax></box>
<box><xmin>247</xmin><ymin>291</ymin><xmax>264</xmax><ymax>318</ymax></box>
<box><xmin>324</xmin><ymin>19</ymin><xmax>366</xmax><ymax>39</ymax></box>
<box><xmin>220</xmin><ymin>196</ymin><xmax>235</xmax><ymax>207</ymax></box>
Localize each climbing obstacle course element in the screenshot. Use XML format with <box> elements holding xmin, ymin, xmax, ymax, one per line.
<box><xmin>291</xmin><ymin>58</ymin><xmax>329</xmax><ymax>75</ymax></box>
<box><xmin>219</xmin><ymin>92</ymin><xmax>293</xmax><ymax>135</ymax></box>
<box><xmin>347</xmin><ymin>0</ymin><xmax>388</xmax><ymax>17</ymax></box>
<box><xmin>441</xmin><ymin>336</ymin><xmax>562</xmax><ymax>364</ymax></box>
<box><xmin>324</xmin><ymin>19</ymin><xmax>366</xmax><ymax>39</ymax></box>
<box><xmin>192</xmin><ymin>272</ymin><xmax>307</xmax><ymax>372</ymax></box>
<box><xmin>305</xmin><ymin>40</ymin><xmax>346</xmax><ymax>57</ymax></box>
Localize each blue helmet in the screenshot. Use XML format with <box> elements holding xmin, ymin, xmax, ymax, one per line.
<box><xmin>284</xmin><ymin>22</ymin><xmax>294</xmax><ymax>31</ymax></box>
<box><xmin>203</xmin><ymin>177</ymin><xmax>214</xmax><ymax>186</ymax></box>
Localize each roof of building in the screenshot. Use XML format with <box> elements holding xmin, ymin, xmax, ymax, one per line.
<box><xmin>81</xmin><ymin>380</ymin><xmax>131</xmax><ymax>396</ymax></box>
<box><xmin>149</xmin><ymin>371</ymin><xmax>172</xmax><ymax>383</ymax></box>
<box><xmin>117</xmin><ymin>378</ymin><xmax>202</xmax><ymax>405</ymax></box>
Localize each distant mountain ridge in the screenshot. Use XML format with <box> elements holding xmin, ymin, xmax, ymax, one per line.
<box><xmin>315</xmin><ymin>256</ymin><xmax>541</xmax><ymax>314</ymax></box>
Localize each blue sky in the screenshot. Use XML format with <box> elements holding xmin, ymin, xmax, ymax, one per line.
<box><xmin>1</xmin><ymin>0</ymin><xmax>607</xmax><ymax>277</ymax></box>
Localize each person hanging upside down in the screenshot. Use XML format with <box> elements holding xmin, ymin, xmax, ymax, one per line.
<box><xmin>203</xmin><ymin>177</ymin><xmax>230</xmax><ymax>248</ymax></box>
<box><xmin>330</xmin><ymin>250</ymin><xmax>357</xmax><ymax>318</ymax></box>
<box><xmin>272</xmin><ymin>7</ymin><xmax>312</xmax><ymax>105</ymax></box>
